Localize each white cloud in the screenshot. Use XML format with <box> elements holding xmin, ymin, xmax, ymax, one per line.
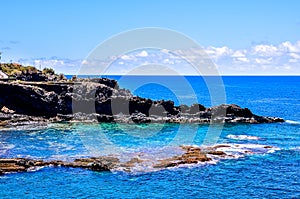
<box><xmin>255</xmin><ymin>57</ymin><xmax>272</xmax><ymax>64</ymax></box>
<box><xmin>136</xmin><ymin>50</ymin><xmax>148</xmax><ymax>57</ymax></box>
<box><xmin>252</xmin><ymin>44</ymin><xmax>280</xmax><ymax>57</ymax></box>
<box><xmin>280</xmin><ymin>41</ymin><xmax>300</xmax><ymax>53</ymax></box>
<box><xmin>231</xmin><ymin>50</ymin><xmax>249</xmax><ymax>63</ymax></box>
<box><xmin>289</xmin><ymin>53</ymin><xmax>300</xmax><ymax>59</ymax></box>
<box><xmin>160</xmin><ymin>49</ymin><xmax>170</xmax><ymax>54</ymax></box>
<box><xmin>284</xmin><ymin>65</ymin><xmax>292</xmax><ymax>70</ymax></box>
<box><xmin>236</xmin><ymin>57</ymin><xmax>250</xmax><ymax>63</ymax></box>
<box><xmin>14</xmin><ymin>40</ymin><xmax>300</xmax><ymax>75</ymax></box>
<box><xmin>18</xmin><ymin>57</ymin><xmax>81</xmax><ymax>75</ymax></box>
<box><xmin>120</xmin><ymin>55</ymin><xmax>132</xmax><ymax>60</ymax></box>
<box><xmin>206</xmin><ymin>46</ymin><xmax>233</xmax><ymax>59</ymax></box>
<box><xmin>289</xmin><ymin>59</ymin><xmax>298</xmax><ymax>63</ymax></box>
<box><xmin>207</xmin><ymin>41</ymin><xmax>300</xmax><ymax>75</ymax></box>
<box><xmin>232</xmin><ymin>50</ymin><xmax>246</xmax><ymax>58</ymax></box>
<box><xmin>33</xmin><ymin>59</ymin><xmax>65</xmax><ymax>67</ymax></box>
<box><xmin>162</xmin><ymin>58</ymin><xmax>175</xmax><ymax>65</ymax></box>
<box><xmin>81</xmin><ymin>60</ymin><xmax>88</xmax><ymax>65</ymax></box>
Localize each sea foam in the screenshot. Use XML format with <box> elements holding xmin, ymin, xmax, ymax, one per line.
<box><xmin>226</xmin><ymin>134</ymin><xmax>261</xmax><ymax>140</ymax></box>
<box><xmin>285</xmin><ymin>120</ymin><xmax>300</xmax><ymax>125</ymax></box>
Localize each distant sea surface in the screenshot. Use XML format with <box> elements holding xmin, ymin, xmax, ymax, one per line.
<box><xmin>1</xmin><ymin>76</ymin><xmax>300</xmax><ymax>198</ymax></box>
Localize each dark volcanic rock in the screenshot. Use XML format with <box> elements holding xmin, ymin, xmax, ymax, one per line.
<box><xmin>130</xmin><ymin>113</ymin><xmax>151</xmax><ymax>123</ymax></box>
<box><xmin>187</xmin><ymin>103</ymin><xmax>206</xmax><ymax>114</ymax></box>
<box><xmin>0</xmin><ymin>78</ymin><xmax>284</xmax><ymax>126</ymax></box>
<box><xmin>209</xmin><ymin>104</ymin><xmax>253</xmax><ymax>118</ymax></box>
<box><xmin>129</xmin><ymin>97</ymin><xmax>152</xmax><ymax>116</ymax></box>
<box><xmin>0</xmin><ymin>112</ymin><xmax>12</xmax><ymax>121</ymax></box>
<box><xmin>0</xmin><ymin>82</ymin><xmax>59</xmax><ymax>117</ymax></box>
<box><xmin>0</xmin><ymin>112</ymin><xmax>48</xmax><ymax>127</ymax></box>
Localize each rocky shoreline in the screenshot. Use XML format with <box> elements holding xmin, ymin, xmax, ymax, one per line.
<box><xmin>0</xmin><ymin>144</ymin><xmax>277</xmax><ymax>175</ymax></box>
<box><xmin>0</xmin><ymin>77</ymin><xmax>284</xmax><ymax>127</ymax></box>
<box><xmin>0</xmin><ymin>145</ymin><xmax>214</xmax><ymax>175</ymax></box>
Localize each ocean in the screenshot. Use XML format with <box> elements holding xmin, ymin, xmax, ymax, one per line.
<box><xmin>0</xmin><ymin>76</ymin><xmax>300</xmax><ymax>198</ymax></box>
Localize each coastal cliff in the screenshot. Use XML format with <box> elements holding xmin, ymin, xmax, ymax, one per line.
<box><xmin>0</xmin><ymin>77</ymin><xmax>284</xmax><ymax>127</ymax></box>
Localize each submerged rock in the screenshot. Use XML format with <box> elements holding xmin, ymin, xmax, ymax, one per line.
<box><xmin>0</xmin><ymin>144</ymin><xmax>279</xmax><ymax>175</ymax></box>
<box><xmin>0</xmin><ymin>156</ymin><xmax>119</xmax><ymax>175</ymax></box>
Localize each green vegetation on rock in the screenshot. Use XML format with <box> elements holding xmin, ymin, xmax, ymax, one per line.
<box><xmin>42</xmin><ymin>67</ymin><xmax>55</xmax><ymax>75</ymax></box>
<box><xmin>0</xmin><ymin>63</ymin><xmax>66</xmax><ymax>82</ymax></box>
<box><xmin>0</xmin><ymin>63</ymin><xmax>38</xmax><ymax>76</ymax></box>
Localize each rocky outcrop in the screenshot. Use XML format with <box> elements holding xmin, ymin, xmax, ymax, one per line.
<box><xmin>0</xmin><ymin>156</ymin><xmax>119</xmax><ymax>174</ymax></box>
<box><xmin>0</xmin><ymin>82</ymin><xmax>59</xmax><ymax>117</ymax></box>
<box><xmin>0</xmin><ymin>146</ymin><xmax>218</xmax><ymax>174</ymax></box>
<box><xmin>153</xmin><ymin>146</ymin><xmax>213</xmax><ymax>168</ymax></box>
<box><xmin>0</xmin><ymin>78</ymin><xmax>284</xmax><ymax>127</ymax></box>
<box><xmin>0</xmin><ymin>112</ymin><xmax>49</xmax><ymax>127</ymax></box>
<box><xmin>0</xmin><ymin>144</ymin><xmax>278</xmax><ymax>175</ymax></box>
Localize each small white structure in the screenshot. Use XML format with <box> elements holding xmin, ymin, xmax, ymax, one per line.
<box><xmin>0</xmin><ymin>70</ymin><xmax>9</xmax><ymax>78</ymax></box>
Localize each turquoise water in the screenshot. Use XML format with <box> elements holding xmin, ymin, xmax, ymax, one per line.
<box><xmin>1</xmin><ymin>76</ymin><xmax>300</xmax><ymax>198</ymax></box>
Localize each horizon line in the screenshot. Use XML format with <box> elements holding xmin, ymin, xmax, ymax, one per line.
<box><xmin>64</xmin><ymin>74</ymin><xmax>300</xmax><ymax>77</ymax></box>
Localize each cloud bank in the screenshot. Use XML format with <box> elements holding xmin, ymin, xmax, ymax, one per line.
<box><xmin>206</xmin><ymin>41</ymin><xmax>300</xmax><ymax>75</ymax></box>
<box><xmin>8</xmin><ymin>40</ymin><xmax>300</xmax><ymax>75</ymax></box>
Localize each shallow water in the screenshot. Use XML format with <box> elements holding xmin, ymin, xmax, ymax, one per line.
<box><xmin>1</xmin><ymin>76</ymin><xmax>300</xmax><ymax>198</ymax></box>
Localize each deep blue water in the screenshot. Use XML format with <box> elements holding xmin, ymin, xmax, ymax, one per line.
<box><xmin>1</xmin><ymin>76</ymin><xmax>300</xmax><ymax>198</ymax></box>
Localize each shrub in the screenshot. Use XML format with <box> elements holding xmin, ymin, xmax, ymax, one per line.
<box><xmin>42</xmin><ymin>67</ymin><xmax>55</xmax><ymax>75</ymax></box>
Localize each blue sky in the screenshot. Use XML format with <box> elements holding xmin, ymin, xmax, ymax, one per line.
<box><xmin>1</xmin><ymin>0</ymin><xmax>300</xmax><ymax>75</ymax></box>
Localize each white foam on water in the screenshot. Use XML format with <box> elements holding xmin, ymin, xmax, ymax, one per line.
<box><xmin>27</xmin><ymin>166</ymin><xmax>45</xmax><ymax>172</ymax></box>
<box><xmin>285</xmin><ymin>120</ymin><xmax>300</xmax><ymax>125</ymax></box>
<box><xmin>0</xmin><ymin>124</ymin><xmax>48</xmax><ymax>131</ymax></box>
<box><xmin>111</xmin><ymin>143</ymin><xmax>281</xmax><ymax>173</ymax></box>
<box><xmin>214</xmin><ymin>143</ymin><xmax>280</xmax><ymax>156</ymax></box>
<box><xmin>47</xmin><ymin>142</ymin><xmax>76</xmax><ymax>151</ymax></box>
<box><xmin>1</xmin><ymin>144</ymin><xmax>15</xmax><ymax>150</ymax></box>
<box><xmin>290</xmin><ymin>146</ymin><xmax>300</xmax><ymax>151</ymax></box>
<box><xmin>4</xmin><ymin>143</ymin><xmax>280</xmax><ymax>174</ymax></box>
<box><xmin>226</xmin><ymin>134</ymin><xmax>261</xmax><ymax>140</ymax></box>
<box><xmin>0</xmin><ymin>143</ymin><xmax>15</xmax><ymax>156</ymax></box>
